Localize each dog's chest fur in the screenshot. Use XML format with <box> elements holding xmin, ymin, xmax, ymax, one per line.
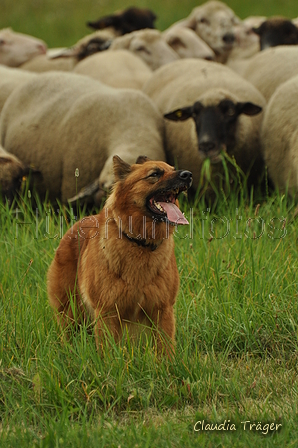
<box><xmin>77</xmin><ymin>221</ymin><xmax>179</xmax><ymax>323</ymax></box>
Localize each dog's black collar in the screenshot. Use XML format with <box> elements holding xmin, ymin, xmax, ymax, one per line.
<box><xmin>123</xmin><ymin>232</ymin><xmax>160</xmax><ymax>251</ymax></box>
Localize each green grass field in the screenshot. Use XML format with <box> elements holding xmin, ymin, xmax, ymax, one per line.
<box><xmin>0</xmin><ymin>0</ymin><xmax>297</xmax><ymax>48</ymax></box>
<box><xmin>1</xmin><ymin>188</ymin><xmax>298</xmax><ymax>447</ymax></box>
<box><xmin>1</xmin><ymin>0</ymin><xmax>298</xmax><ymax>446</ymax></box>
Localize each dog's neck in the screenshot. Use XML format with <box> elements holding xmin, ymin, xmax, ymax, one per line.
<box><xmin>122</xmin><ymin>231</ymin><xmax>162</xmax><ymax>251</ymax></box>
<box><xmin>105</xmin><ymin>203</ymin><xmax>175</xmax><ymax>245</ymax></box>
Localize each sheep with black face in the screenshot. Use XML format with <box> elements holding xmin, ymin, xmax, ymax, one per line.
<box><xmin>87</xmin><ymin>7</ymin><xmax>157</xmax><ymax>35</ymax></box>
<box><xmin>143</xmin><ymin>59</ymin><xmax>266</xmax><ymax>194</ymax></box>
<box><xmin>253</xmin><ymin>16</ymin><xmax>298</xmax><ymax>50</ymax></box>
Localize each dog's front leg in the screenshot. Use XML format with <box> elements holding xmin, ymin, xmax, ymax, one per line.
<box><xmin>154</xmin><ymin>306</ymin><xmax>176</xmax><ymax>358</ymax></box>
<box><xmin>94</xmin><ymin>308</ymin><xmax>122</xmax><ymax>352</ymax></box>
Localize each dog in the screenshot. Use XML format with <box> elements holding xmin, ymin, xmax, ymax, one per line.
<box><xmin>47</xmin><ymin>155</ymin><xmax>192</xmax><ymax>355</ymax></box>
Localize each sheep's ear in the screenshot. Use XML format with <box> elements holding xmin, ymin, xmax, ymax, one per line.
<box><xmin>164</xmin><ymin>107</ymin><xmax>193</xmax><ymax>122</ymax></box>
<box><xmin>252</xmin><ymin>26</ymin><xmax>262</xmax><ymax>36</ymax></box>
<box><xmin>87</xmin><ymin>15</ymin><xmax>121</xmax><ymax>31</ymax></box>
<box><xmin>236</xmin><ymin>102</ymin><xmax>262</xmax><ymax>116</ymax></box>
<box><xmin>167</xmin><ymin>36</ymin><xmax>186</xmax><ymax>51</ymax></box>
<box><xmin>111</xmin><ymin>33</ymin><xmax>134</xmax><ymax>49</ymax></box>
<box><xmin>113</xmin><ymin>155</ymin><xmax>131</xmax><ymax>181</ymax></box>
<box><xmin>184</xmin><ymin>16</ymin><xmax>197</xmax><ymax>31</ymax></box>
<box><xmin>135</xmin><ymin>155</ymin><xmax>151</xmax><ymax>164</ymax></box>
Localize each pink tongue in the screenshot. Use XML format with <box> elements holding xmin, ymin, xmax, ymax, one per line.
<box><xmin>159</xmin><ymin>202</ymin><xmax>189</xmax><ymax>225</ymax></box>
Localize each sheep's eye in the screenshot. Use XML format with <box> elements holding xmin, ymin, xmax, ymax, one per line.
<box><xmin>136</xmin><ymin>46</ymin><xmax>151</xmax><ymax>54</ymax></box>
<box><xmin>199</xmin><ymin>17</ymin><xmax>209</xmax><ymax>25</ymax></box>
<box><xmin>220</xmin><ymin>103</ymin><xmax>236</xmax><ymax>116</ymax></box>
<box><xmin>0</xmin><ymin>39</ymin><xmax>5</xmax><ymax>45</ymax></box>
<box><xmin>224</xmin><ymin>108</ymin><xmax>235</xmax><ymax>116</ymax></box>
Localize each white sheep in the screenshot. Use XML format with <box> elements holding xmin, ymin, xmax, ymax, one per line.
<box><xmin>143</xmin><ymin>59</ymin><xmax>266</xmax><ymax>193</ymax></box>
<box><xmin>261</xmin><ymin>74</ymin><xmax>298</xmax><ymax>194</ymax></box>
<box><xmin>0</xmin><ymin>72</ymin><xmax>166</xmax><ymax>203</ymax></box>
<box><xmin>20</xmin><ymin>30</ymin><xmax>114</xmax><ymax>72</ymax></box>
<box><xmin>23</xmin><ymin>29</ymin><xmax>179</xmax><ymax>75</ymax></box>
<box><xmin>0</xmin><ymin>144</ymin><xmax>28</xmax><ymax>203</ymax></box>
<box><xmin>0</xmin><ymin>28</ymin><xmax>47</xmax><ymax>67</ymax></box>
<box><xmin>167</xmin><ymin>1</ymin><xmax>241</xmax><ymax>63</ymax></box>
<box><xmin>243</xmin><ymin>46</ymin><xmax>298</xmax><ymax>102</ymax></box>
<box><xmin>20</xmin><ymin>53</ymin><xmax>76</xmax><ymax>72</ymax></box>
<box><xmin>163</xmin><ymin>27</ymin><xmax>215</xmax><ymax>60</ymax></box>
<box><xmin>0</xmin><ymin>65</ymin><xmax>37</xmax><ymax>112</ymax></box>
<box><xmin>74</xmin><ymin>49</ymin><xmax>152</xmax><ymax>89</ymax></box>
<box><xmin>108</xmin><ymin>29</ymin><xmax>179</xmax><ymax>70</ymax></box>
<box><xmin>225</xmin><ymin>17</ymin><xmax>264</xmax><ymax>75</ymax></box>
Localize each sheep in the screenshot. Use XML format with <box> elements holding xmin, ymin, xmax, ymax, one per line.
<box><xmin>167</xmin><ymin>1</ymin><xmax>241</xmax><ymax>63</ymax></box>
<box><xmin>20</xmin><ymin>53</ymin><xmax>76</xmax><ymax>72</ymax></box>
<box><xmin>108</xmin><ymin>29</ymin><xmax>179</xmax><ymax>70</ymax></box>
<box><xmin>252</xmin><ymin>16</ymin><xmax>298</xmax><ymax>50</ymax></box>
<box><xmin>0</xmin><ymin>65</ymin><xmax>37</xmax><ymax>113</ymax></box>
<box><xmin>243</xmin><ymin>46</ymin><xmax>298</xmax><ymax>102</ymax></box>
<box><xmin>242</xmin><ymin>16</ymin><xmax>267</xmax><ymax>29</ymax></box>
<box><xmin>74</xmin><ymin>50</ymin><xmax>152</xmax><ymax>90</ymax></box>
<box><xmin>142</xmin><ymin>59</ymin><xmax>266</xmax><ymax>194</ymax></box>
<box><xmin>225</xmin><ymin>17</ymin><xmax>264</xmax><ymax>75</ymax></box>
<box><xmin>20</xmin><ymin>30</ymin><xmax>113</xmax><ymax>72</ymax></box>
<box><xmin>38</xmin><ymin>29</ymin><xmax>178</xmax><ymax>74</ymax></box>
<box><xmin>87</xmin><ymin>7</ymin><xmax>157</xmax><ymax>35</ymax></box>
<box><xmin>0</xmin><ymin>72</ymin><xmax>166</xmax><ymax>204</ymax></box>
<box><xmin>0</xmin><ymin>28</ymin><xmax>47</xmax><ymax>67</ymax></box>
<box><xmin>0</xmin><ymin>145</ymin><xmax>29</xmax><ymax>203</ymax></box>
<box><xmin>163</xmin><ymin>27</ymin><xmax>215</xmax><ymax>60</ymax></box>
<box><xmin>50</xmin><ymin>29</ymin><xmax>115</xmax><ymax>60</ymax></box>
<box><xmin>261</xmin><ymin>75</ymin><xmax>298</xmax><ymax>195</ymax></box>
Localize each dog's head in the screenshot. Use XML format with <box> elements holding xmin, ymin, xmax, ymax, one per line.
<box><xmin>106</xmin><ymin>156</ymin><xmax>192</xmax><ymax>234</ymax></box>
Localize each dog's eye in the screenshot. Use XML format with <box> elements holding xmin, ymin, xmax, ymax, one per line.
<box><xmin>147</xmin><ymin>170</ymin><xmax>163</xmax><ymax>179</ymax></box>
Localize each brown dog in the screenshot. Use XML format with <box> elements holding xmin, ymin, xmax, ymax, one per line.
<box><xmin>47</xmin><ymin>156</ymin><xmax>192</xmax><ymax>354</ymax></box>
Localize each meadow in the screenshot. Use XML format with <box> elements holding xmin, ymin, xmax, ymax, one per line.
<box><xmin>1</xmin><ymin>0</ymin><xmax>298</xmax><ymax>447</ymax></box>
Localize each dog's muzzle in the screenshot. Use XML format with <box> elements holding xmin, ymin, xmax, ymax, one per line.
<box><xmin>178</xmin><ymin>170</ymin><xmax>193</xmax><ymax>188</ymax></box>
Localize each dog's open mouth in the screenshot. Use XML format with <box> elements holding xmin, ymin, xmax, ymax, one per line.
<box><xmin>147</xmin><ymin>187</ymin><xmax>189</xmax><ymax>225</ymax></box>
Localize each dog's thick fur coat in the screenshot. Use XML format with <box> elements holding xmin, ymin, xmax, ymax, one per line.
<box><xmin>47</xmin><ymin>156</ymin><xmax>192</xmax><ymax>354</ymax></box>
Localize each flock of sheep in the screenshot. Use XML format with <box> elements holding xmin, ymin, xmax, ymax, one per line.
<box><xmin>1</xmin><ymin>0</ymin><xmax>298</xmax><ymax>205</ymax></box>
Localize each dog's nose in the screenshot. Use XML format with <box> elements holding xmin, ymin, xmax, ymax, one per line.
<box><xmin>179</xmin><ymin>170</ymin><xmax>193</xmax><ymax>184</ymax></box>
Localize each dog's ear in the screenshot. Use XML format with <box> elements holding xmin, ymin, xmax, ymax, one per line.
<box><xmin>113</xmin><ymin>155</ymin><xmax>131</xmax><ymax>181</ymax></box>
<box><xmin>135</xmin><ymin>155</ymin><xmax>151</xmax><ymax>164</ymax></box>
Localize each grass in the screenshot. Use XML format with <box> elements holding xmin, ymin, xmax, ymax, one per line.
<box><xmin>0</xmin><ymin>0</ymin><xmax>297</xmax><ymax>48</ymax></box>
<box><xmin>1</xmin><ymin>188</ymin><xmax>298</xmax><ymax>447</ymax></box>
<box><xmin>1</xmin><ymin>0</ymin><xmax>298</xmax><ymax>445</ymax></box>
